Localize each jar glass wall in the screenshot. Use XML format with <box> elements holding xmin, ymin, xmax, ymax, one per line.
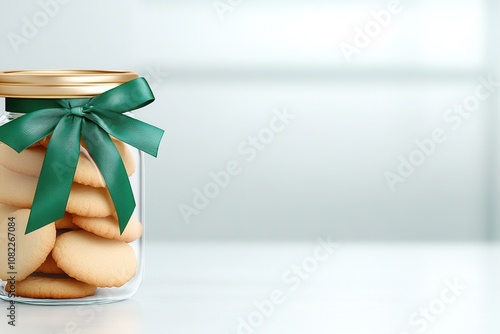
<box><xmin>0</xmin><ymin>70</ymin><xmax>148</xmax><ymax>305</ymax></box>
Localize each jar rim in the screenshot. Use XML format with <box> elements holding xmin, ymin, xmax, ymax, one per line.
<box><xmin>0</xmin><ymin>70</ymin><xmax>139</xmax><ymax>98</ymax></box>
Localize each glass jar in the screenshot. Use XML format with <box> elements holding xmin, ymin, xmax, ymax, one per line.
<box><xmin>0</xmin><ymin>70</ymin><xmax>156</xmax><ymax>305</ymax></box>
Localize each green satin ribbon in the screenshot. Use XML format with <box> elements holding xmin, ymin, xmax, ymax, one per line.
<box><xmin>0</xmin><ymin>77</ymin><xmax>164</xmax><ymax>234</ymax></box>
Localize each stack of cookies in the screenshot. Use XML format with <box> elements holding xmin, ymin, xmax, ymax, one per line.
<box><xmin>0</xmin><ymin>138</ymin><xmax>143</xmax><ymax>299</ymax></box>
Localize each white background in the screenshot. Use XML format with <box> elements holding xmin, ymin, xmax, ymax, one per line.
<box><xmin>0</xmin><ymin>0</ymin><xmax>499</xmax><ymax>241</ymax></box>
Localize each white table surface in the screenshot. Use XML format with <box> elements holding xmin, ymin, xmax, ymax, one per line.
<box><xmin>1</xmin><ymin>241</ymin><xmax>500</xmax><ymax>334</ymax></box>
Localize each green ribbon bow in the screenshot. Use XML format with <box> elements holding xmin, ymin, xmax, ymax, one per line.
<box><xmin>0</xmin><ymin>77</ymin><xmax>164</xmax><ymax>234</ymax></box>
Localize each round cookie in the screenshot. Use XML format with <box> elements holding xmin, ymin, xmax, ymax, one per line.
<box><xmin>0</xmin><ymin>204</ymin><xmax>18</xmax><ymax>219</ymax></box>
<box><xmin>68</xmin><ymin>183</ymin><xmax>115</xmax><ymax>217</ymax></box>
<box><xmin>0</xmin><ymin>166</ymin><xmax>115</xmax><ymax>218</ymax></box>
<box><xmin>0</xmin><ymin>206</ymin><xmax>56</xmax><ymax>281</ymax></box>
<box><xmin>0</xmin><ymin>144</ymin><xmax>105</xmax><ymax>188</ymax></box>
<box><xmin>36</xmin><ymin>252</ymin><xmax>65</xmax><ymax>275</ymax></box>
<box><xmin>6</xmin><ymin>274</ymin><xmax>97</xmax><ymax>299</ymax></box>
<box><xmin>72</xmin><ymin>215</ymin><xmax>143</xmax><ymax>242</ymax></box>
<box><xmin>52</xmin><ymin>230</ymin><xmax>138</xmax><ymax>287</ymax></box>
<box><xmin>37</xmin><ymin>136</ymin><xmax>51</xmax><ymax>147</ymax></box>
<box><xmin>55</xmin><ymin>213</ymin><xmax>80</xmax><ymax>230</ymax></box>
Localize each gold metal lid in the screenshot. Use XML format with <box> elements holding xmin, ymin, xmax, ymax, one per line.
<box><xmin>0</xmin><ymin>70</ymin><xmax>139</xmax><ymax>98</ymax></box>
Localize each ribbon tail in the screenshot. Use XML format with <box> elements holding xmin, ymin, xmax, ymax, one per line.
<box><xmin>81</xmin><ymin>119</ymin><xmax>135</xmax><ymax>234</ymax></box>
<box><xmin>26</xmin><ymin>115</ymin><xmax>82</xmax><ymax>234</ymax></box>
<box><xmin>85</xmin><ymin>111</ymin><xmax>164</xmax><ymax>157</ymax></box>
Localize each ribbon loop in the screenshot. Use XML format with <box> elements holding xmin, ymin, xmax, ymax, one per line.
<box><xmin>89</xmin><ymin>77</ymin><xmax>155</xmax><ymax>113</ymax></box>
<box><xmin>0</xmin><ymin>77</ymin><xmax>164</xmax><ymax>234</ymax></box>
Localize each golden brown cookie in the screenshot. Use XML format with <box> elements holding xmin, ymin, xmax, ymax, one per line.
<box><xmin>55</xmin><ymin>213</ymin><xmax>80</xmax><ymax>230</ymax></box>
<box><xmin>72</xmin><ymin>215</ymin><xmax>143</xmax><ymax>242</ymax></box>
<box><xmin>0</xmin><ymin>166</ymin><xmax>115</xmax><ymax>218</ymax></box>
<box><xmin>0</xmin><ymin>144</ymin><xmax>105</xmax><ymax>188</ymax></box>
<box><xmin>52</xmin><ymin>230</ymin><xmax>138</xmax><ymax>288</ymax></box>
<box><xmin>35</xmin><ymin>252</ymin><xmax>65</xmax><ymax>275</ymax></box>
<box><xmin>6</xmin><ymin>274</ymin><xmax>97</xmax><ymax>299</ymax></box>
<box><xmin>38</xmin><ymin>135</ymin><xmax>51</xmax><ymax>147</ymax></box>
<box><xmin>0</xmin><ymin>206</ymin><xmax>56</xmax><ymax>281</ymax></box>
<box><xmin>68</xmin><ymin>183</ymin><xmax>116</xmax><ymax>218</ymax></box>
<box><xmin>0</xmin><ymin>204</ymin><xmax>18</xmax><ymax>220</ymax></box>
